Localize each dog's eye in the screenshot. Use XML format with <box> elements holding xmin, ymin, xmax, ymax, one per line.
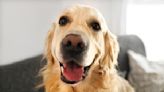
<box><xmin>90</xmin><ymin>21</ymin><xmax>101</xmax><ymax>31</ymax></box>
<box><xmin>59</xmin><ymin>16</ymin><xmax>69</xmax><ymax>26</ymax></box>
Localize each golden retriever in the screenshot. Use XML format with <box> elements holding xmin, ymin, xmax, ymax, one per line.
<box><xmin>41</xmin><ymin>5</ymin><xmax>134</xmax><ymax>92</ymax></box>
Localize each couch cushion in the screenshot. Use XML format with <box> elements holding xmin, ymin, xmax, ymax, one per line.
<box><xmin>128</xmin><ymin>50</ymin><xmax>164</xmax><ymax>92</ymax></box>
<box><xmin>0</xmin><ymin>55</ymin><xmax>45</xmax><ymax>92</ymax></box>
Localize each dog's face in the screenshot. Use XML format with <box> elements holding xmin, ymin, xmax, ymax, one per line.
<box><xmin>45</xmin><ymin>5</ymin><xmax>119</xmax><ymax>85</ymax></box>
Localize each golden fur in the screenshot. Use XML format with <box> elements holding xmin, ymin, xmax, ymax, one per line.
<box><xmin>41</xmin><ymin>5</ymin><xmax>134</xmax><ymax>92</ymax></box>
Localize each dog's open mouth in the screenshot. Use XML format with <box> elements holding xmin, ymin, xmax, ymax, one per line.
<box><xmin>60</xmin><ymin>61</ymin><xmax>90</xmax><ymax>84</ymax></box>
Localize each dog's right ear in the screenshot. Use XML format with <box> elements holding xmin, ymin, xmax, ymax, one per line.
<box><xmin>101</xmin><ymin>31</ymin><xmax>119</xmax><ymax>69</ymax></box>
<box><xmin>44</xmin><ymin>23</ymin><xmax>56</xmax><ymax>65</ymax></box>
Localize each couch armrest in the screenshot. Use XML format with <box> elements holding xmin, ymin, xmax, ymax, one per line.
<box><xmin>117</xmin><ymin>35</ymin><xmax>146</xmax><ymax>79</ymax></box>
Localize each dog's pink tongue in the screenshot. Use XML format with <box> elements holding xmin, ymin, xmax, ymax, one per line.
<box><xmin>63</xmin><ymin>63</ymin><xmax>83</xmax><ymax>81</ymax></box>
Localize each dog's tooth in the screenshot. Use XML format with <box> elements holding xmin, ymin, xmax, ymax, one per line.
<box><xmin>61</xmin><ymin>66</ymin><xmax>64</xmax><ymax>73</ymax></box>
<box><xmin>82</xmin><ymin>73</ymin><xmax>85</xmax><ymax>77</ymax></box>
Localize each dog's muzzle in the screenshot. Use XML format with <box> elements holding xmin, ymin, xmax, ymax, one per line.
<box><xmin>61</xmin><ymin>34</ymin><xmax>88</xmax><ymax>61</ymax></box>
<box><xmin>60</xmin><ymin>34</ymin><xmax>89</xmax><ymax>84</ymax></box>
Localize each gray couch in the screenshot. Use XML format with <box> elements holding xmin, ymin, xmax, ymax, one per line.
<box><xmin>0</xmin><ymin>35</ymin><xmax>146</xmax><ymax>92</ymax></box>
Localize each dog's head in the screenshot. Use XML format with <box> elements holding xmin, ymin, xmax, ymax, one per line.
<box><xmin>44</xmin><ymin>5</ymin><xmax>119</xmax><ymax>85</ymax></box>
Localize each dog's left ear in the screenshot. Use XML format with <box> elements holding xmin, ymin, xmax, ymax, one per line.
<box><xmin>44</xmin><ymin>23</ymin><xmax>56</xmax><ymax>65</ymax></box>
<box><xmin>102</xmin><ymin>31</ymin><xmax>119</xmax><ymax>68</ymax></box>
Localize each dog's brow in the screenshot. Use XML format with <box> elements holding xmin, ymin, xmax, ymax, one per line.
<box><xmin>59</xmin><ymin>14</ymin><xmax>73</xmax><ymax>23</ymax></box>
<box><xmin>88</xmin><ymin>17</ymin><xmax>100</xmax><ymax>24</ymax></box>
<box><xmin>87</xmin><ymin>18</ymin><xmax>100</xmax><ymax>27</ymax></box>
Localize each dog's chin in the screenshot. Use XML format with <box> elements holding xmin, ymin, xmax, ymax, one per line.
<box><xmin>59</xmin><ymin>61</ymin><xmax>91</xmax><ymax>84</ymax></box>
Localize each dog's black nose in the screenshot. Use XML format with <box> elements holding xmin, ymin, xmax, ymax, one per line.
<box><xmin>61</xmin><ymin>34</ymin><xmax>87</xmax><ymax>57</ymax></box>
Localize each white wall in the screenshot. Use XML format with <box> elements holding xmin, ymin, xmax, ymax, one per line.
<box><xmin>0</xmin><ymin>0</ymin><xmax>125</xmax><ymax>65</ymax></box>
<box><xmin>0</xmin><ymin>1</ymin><xmax>2</xmax><ymax>64</ymax></box>
<box><xmin>126</xmin><ymin>3</ymin><xmax>164</xmax><ymax>61</ymax></box>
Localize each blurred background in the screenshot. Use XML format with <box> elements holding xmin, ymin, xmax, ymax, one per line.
<box><xmin>0</xmin><ymin>0</ymin><xmax>164</xmax><ymax>65</ymax></box>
